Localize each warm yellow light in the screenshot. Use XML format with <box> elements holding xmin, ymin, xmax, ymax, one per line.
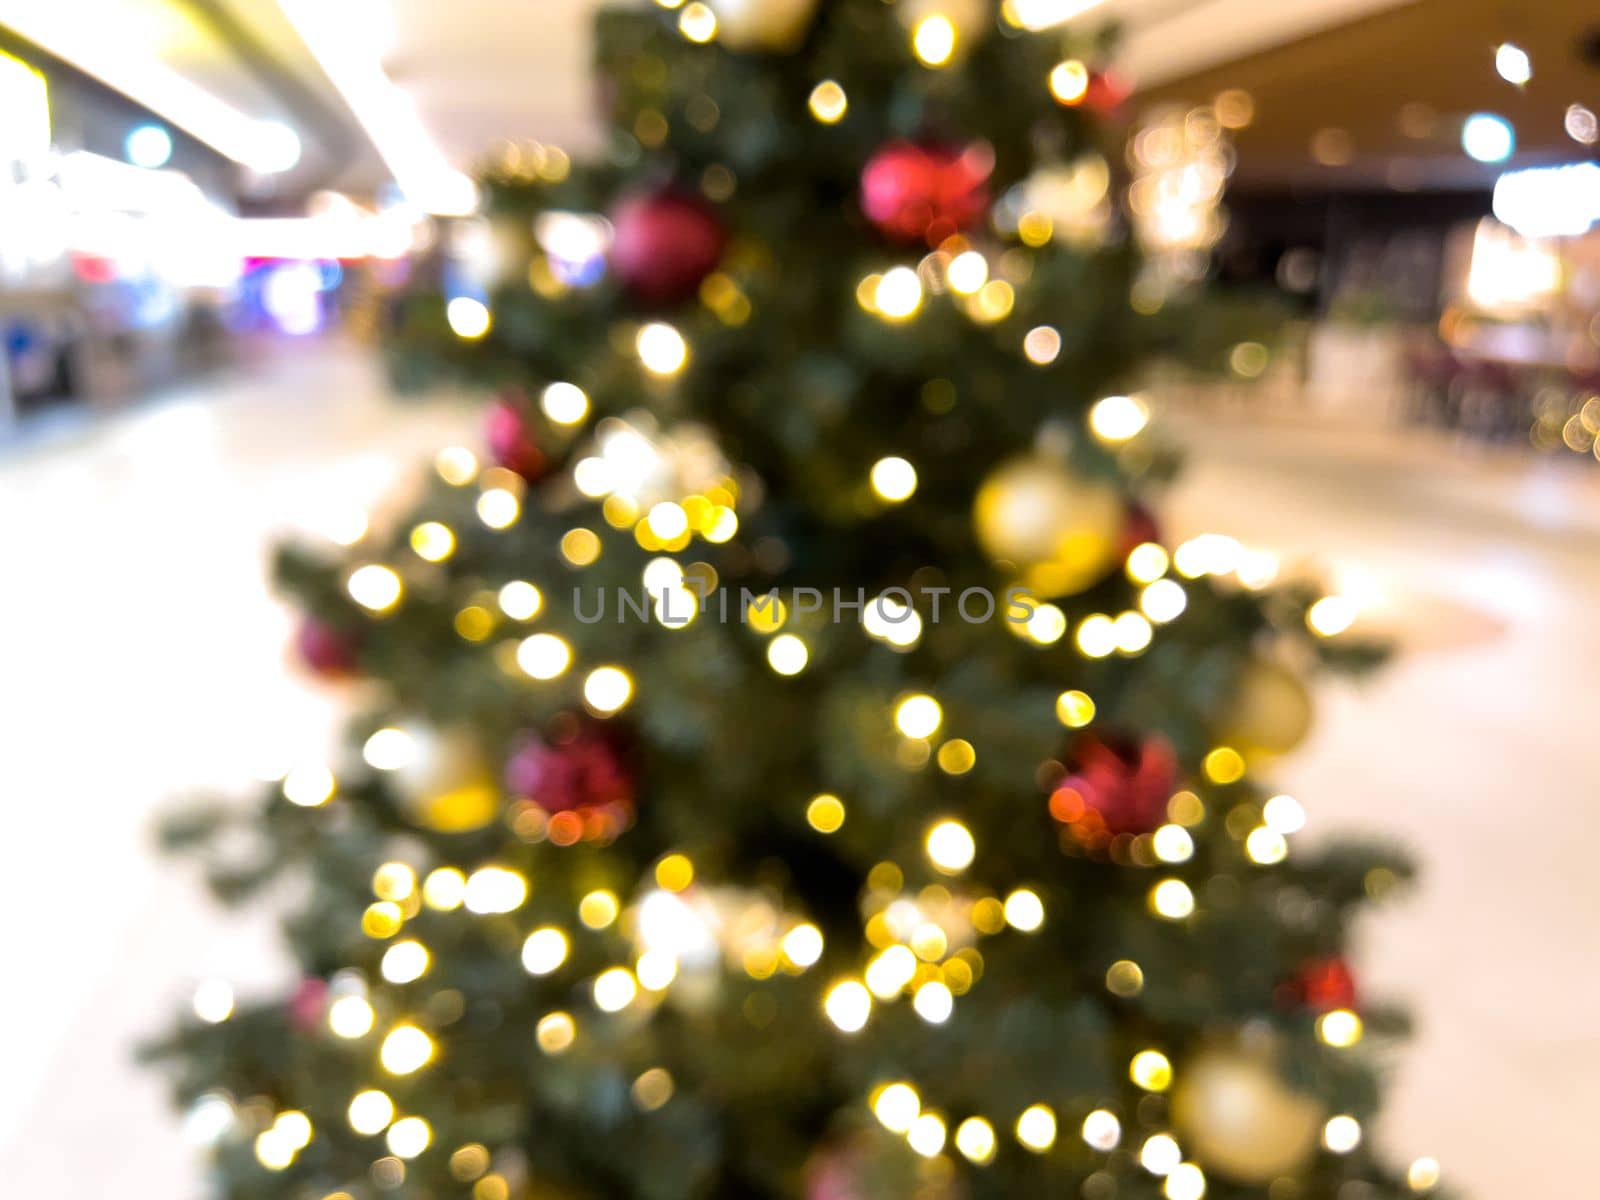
<box><xmin>1141</xmin><ymin>1133</ymin><xmax>1183</xmax><ymax>1175</ymax></box>
<box><xmin>360</xmin><ymin>729</ymin><xmax>412</xmax><ymax>772</ymax></box>
<box><xmin>1003</xmin><ymin>888</ymin><xmax>1045</xmax><ymax>931</ymax></box>
<box><xmin>1055</xmin><ymin>689</ymin><xmax>1095</xmax><ymax>727</ymax></box>
<box><xmin>1026</xmin><ymin>603</ymin><xmax>1067</xmax><ymax>644</ymax></box>
<box><xmin>908</xmin><ymin>1112</ymin><xmax>948</xmax><ymax>1157</ymax></box>
<box><xmin>824</xmin><ymin>980</ymin><xmax>872</xmax><ymax>1032</ymax></box>
<box><xmin>912</xmin><ymin>15</ymin><xmax>957</xmax><ymax>66</ymax></box>
<box><xmin>192</xmin><ymin>979</ymin><xmax>234</xmax><ymax>1024</ymax></box>
<box><xmin>1082</xmin><ymin>1108</ymin><xmax>1121</xmax><ymax>1150</ymax></box>
<box><xmin>1023</xmin><ymin>325</ymin><xmax>1062</xmax><ymax>365</ymax></box>
<box><xmin>381</xmin><ymin>940</ymin><xmax>430</xmax><ymax>984</ymax></box>
<box><xmin>895</xmin><ymin>694</ymin><xmax>942</xmax><ymax>738</ymax></box>
<box><xmin>283</xmin><ymin>763</ymin><xmax>336</xmax><ymax>808</ymax></box>
<box><xmin>348</xmin><ymin>564</ymin><xmax>402</xmax><ymax>612</ymax></box>
<box><xmin>972</xmin><ymin>278</ymin><xmax>1015</xmax><ymax>322</ymax></box>
<box><xmin>1075</xmin><ymin>613</ymin><xmax>1117</xmax><ymax>658</ymax></box>
<box><xmin>347</xmin><ymin>1089</ymin><xmax>395</xmax><ymax>1135</ymax></box>
<box><xmin>521</xmin><ymin>927</ymin><xmax>569</xmax><ymax>975</ymax></box>
<box><xmin>362</xmin><ymin>901</ymin><xmax>403</xmax><ymax>938</ymax></box>
<box><xmin>594</xmin><ymin>967</ymin><xmax>639</xmax><ymax>1012</ymax></box>
<box><xmin>536</xmin><ymin>1011</ymin><xmax>577</xmax><ymax>1054</ymax></box>
<box><xmin>1164</xmin><ymin>1163</ymin><xmax>1207</xmax><ymax>1200</ymax></box>
<box><xmin>808</xmin><ymin>80</ymin><xmax>848</xmax><ymax>124</ymax></box>
<box><xmin>464</xmin><ymin>866</ymin><xmax>528</xmax><ymax>914</ymax></box>
<box><xmin>380</xmin><ymin>1024</ymin><xmax>435</xmax><ymax>1075</ymax></box>
<box><xmin>913</xmin><ymin>979</ymin><xmax>954</xmax><ymax>1023</ymax></box>
<box><xmin>1016</xmin><ymin>1104</ymin><xmax>1057</xmax><ymax>1151</ymax></box>
<box><xmin>744</xmin><ymin>592</ymin><xmax>787</xmax><ymax>632</ymax></box>
<box><xmin>1323</xmin><ymin>1115</ymin><xmax>1362</xmax><ymax>1154</ymax></box>
<box><xmin>1127</xmin><ymin>542</ymin><xmax>1169</xmax><ymax>583</ymax></box>
<box><xmin>1089</xmin><ymin>394</ymin><xmax>1151</xmax><ymax>442</ymax></box>
<box><xmin>1130</xmin><ymin>1049</ymin><xmax>1173</xmax><ymax>1092</ymax></box>
<box><xmin>422</xmin><ymin>867</ymin><xmax>467</xmax><ymax>911</ymax></box>
<box><xmin>767</xmin><ymin>633</ymin><xmax>809</xmax><ymax>675</ymax></box>
<box><xmin>447</xmin><ymin>297</ymin><xmax>491</xmax><ymax>339</ymax></box>
<box><xmin>870</xmin><ymin>456</ymin><xmax>918</xmax><ymax>502</ymax></box>
<box><xmin>1106</xmin><ymin>959</ymin><xmax>1144</xmax><ymax>997</ymax></box>
<box><xmin>679</xmin><ymin>2</ymin><xmax>717</xmax><ymax>42</ymax></box>
<box><xmin>782</xmin><ymin>923</ymin><xmax>824</xmax><ymax>968</ymax></box>
<box><xmin>328</xmin><ymin>995</ymin><xmax>375</xmax><ymax>1038</ymax></box>
<box><xmin>632</xmin><ymin>1067</ymin><xmax>674</xmax><ymax>1111</ymax></box>
<box><xmin>477</xmin><ymin>487</ymin><xmax>520</xmax><ymax>529</ymax></box>
<box><xmin>1245</xmin><ymin>825</ymin><xmax>1288</xmax><ymax>864</ymax></box>
<box><xmin>1114</xmin><ymin>610</ymin><xmax>1154</xmax><ymax>653</ymax></box>
<box><xmin>1152</xmin><ymin>823</ymin><xmax>1194</xmax><ymax>863</ymax></box>
<box><xmin>1203</xmin><ymin>746</ymin><xmax>1246</xmax><ymax>784</ymax></box>
<box><xmin>541</xmin><ymin>381</ymin><xmax>589</xmax><ymax>425</ymax></box>
<box><xmin>583</xmin><ymin>666</ymin><xmax>634</xmax><ymax>714</ymax></box>
<box><xmin>386</xmin><ymin>1115</ymin><xmax>431</xmax><ymax>1159</ymax></box>
<box><xmin>636</xmin><ymin>949</ymin><xmax>678</xmax><ymax>991</ymax></box>
<box><xmin>372</xmin><ymin>862</ymin><xmax>416</xmax><ymax>902</ymax></box>
<box><xmin>806</xmin><ymin>793</ymin><xmax>846</xmax><ymax>833</ymax></box>
<box><xmin>1263</xmin><ymin>793</ymin><xmax>1307</xmax><ymax>834</ymax></box>
<box><xmin>1049</xmin><ymin>59</ymin><xmax>1090</xmax><ymax>104</ymax></box>
<box><xmin>655</xmin><ymin>853</ymin><xmax>694</xmax><ymax>891</ymax></box>
<box><xmin>866</xmin><ymin>944</ymin><xmax>918</xmax><ymax>998</ymax></box>
<box><xmin>873</xmin><ymin>1082</ymin><xmax>921</xmax><ymax>1133</ymax></box>
<box><xmin>436</xmin><ymin>445</ymin><xmax>478</xmax><ymax>486</ymax></box>
<box><xmin>496</xmin><ymin>580</ymin><xmax>542</xmax><ymax>621</ymax></box>
<box><xmin>1141</xmin><ymin>579</ymin><xmax>1188</xmax><ymax>623</ymax></box>
<box><xmin>561</xmin><ymin>527</ymin><xmax>602</xmax><ymax>565</ymax></box>
<box><xmin>647</xmin><ymin>501</ymin><xmax>690</xmax><ymax>540</ymax></box>
<box><xmin>517</xmin><ymin>633</ymin><xmax>572</xmax><ymax>680</ymax></box>
<box><xmin>947</xmin><ymin>250</ymin><xmax>988</xmax><ymax>294</ymax></box>
<box><xmin>926</xmin><ymin>819</ymin><xmax>976</xmax><ymax>873</ymax></box>
<box><xmin>1408</xmin><ymin>1157</ymin><xmax>1442</xmax><ymax>1191</ymax></box>
<box><xmin>579</xmin><ymin>890</ymin><xmax>620</xmax><ymax>929</ymax></box>
<box><xmin>955</xmin><ymin>1116</ymin><xmax>996</xmax><ymax>1164</ymax></box>
<box><xmin>637</xmin><ymin>322</ymin><xmax>688</xmax><ymax>375</ymax></box>
<box><xmin>1308</xmin><ymin>595</ymin><xmax>1356</xmax><ymax>637</ymax></box>
<box><xmin>1318</xmin><ymin>1008</ymin><xmax>1364</xmax><ymax>1048</ymax></box>
<box><xmin>1149</xmin><ymin>879</ymin><xmax>1195</xmax><ymax>920</ymax></box>
<box><xmin>875</xmin><ymin>266</ymin><xmax>924</xmax><ymax>319</ymax></box>
<box><xmin>936</xmin><ymin>738</ymin><xmax>976</xmax><ymax>774</ymax></box>
<box><xmin>254</xmin><ymin>1129</ymin><xmax>295</xmax><ymax>1170</ymax></box>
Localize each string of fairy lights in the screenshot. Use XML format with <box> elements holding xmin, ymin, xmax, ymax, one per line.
<box><xmin>178</xmin><ymin>3</ymin><xmax>1444</xmax><ymax>1197</ymax></box>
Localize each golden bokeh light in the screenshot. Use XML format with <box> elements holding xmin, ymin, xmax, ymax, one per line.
<box><xmin>1015</xmin><ymin>1104</ymin><xmax>1057</xmax><ymax>1151</ymax></box>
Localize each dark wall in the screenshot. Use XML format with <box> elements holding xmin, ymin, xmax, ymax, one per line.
<box><xmin>1218</xmin><ymin>187</ymin><xmax>1493</xmax><ymax>321</ymax></box>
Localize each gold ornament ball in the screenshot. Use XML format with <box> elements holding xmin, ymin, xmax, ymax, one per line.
<box><xmin>1171</xmin><ymin>1048</ymin><xmax>1324</xmax><ymax>1184</ymax></box>
<box><xmin>973</xmin><ymin>456</ymin><xmax>1124</xmax><ymax>597</ymax></box>
<box><xmin>1220</xmin><ymin>657</ymin><xmax>1314</xmax><ymax>757</ymax></box>
<box><xmin>391</xmin><ymin>727</ymin><xmax>501</xmax><ymax>833</ymax></box>
<box><xmin>709</xmin><ymin>0</ymin><xmax>819</xmax><ymax>52</ymax></box>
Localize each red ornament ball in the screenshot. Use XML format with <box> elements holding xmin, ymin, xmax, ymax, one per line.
<box><xmin>1049</xmin><ymin>728</ymin><xmax>1179</xmax><ymax>838</ymax></box>
<box><xmin>1297</xmin><ymin>956</ymin><xmax>1359</xmax><ymax>1013</ymax></box>
<box><xmin>505</xmin><ymin>720</ymin><xmax>635</xmax><ymax>815</ymax></box>
<box><xmin>609</xmin><ymin>189</ymin><xmax>726</xmax><ymax>305</ymax></box>
<box><xmin>485</xmin><ymin>394</ymin><xmax>548</xmax><ymax>481</ymax></box>
<box><xmin>1119</xmin><ymin>502</ymin><xmax>1163</xmax><ymax>560</ymax></box>
<box><xmin>295</xmin><ymin>616</ymin><xmax>360</xmax><ymax>678</ymax></box>
<box><xmin>860</xmin><ymin>140</ymin><xmax>994</xmax><ymax>246</ymax></box>
<box><xmin>288</xmin><ymin>977</ymin><xmax>328</xmax><ymax>1033</ymax></box>
<box><xmin>1084</xmin><ymin>69</ymin><xmax>1130</xmax><ymax>115</ymax></box>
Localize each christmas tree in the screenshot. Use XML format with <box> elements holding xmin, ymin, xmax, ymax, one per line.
<box><xmin>154</xmin><ymin>3</ymin><xmax>1438</xmax><ymax>1198</ymax></box>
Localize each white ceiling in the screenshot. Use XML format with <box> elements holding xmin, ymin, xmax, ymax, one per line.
<box><xmin>4</xmin><ymin>0</ymin><xmax>1417</xmax><ymax>194</ymax></box>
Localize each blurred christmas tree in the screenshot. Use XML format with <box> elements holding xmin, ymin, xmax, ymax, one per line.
<box><xmin>152</xmin><ymin>2</ymin><xmax>1441</xmax><ymax>1198</ymax></box>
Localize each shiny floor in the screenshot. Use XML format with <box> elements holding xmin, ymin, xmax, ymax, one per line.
<box><xmin>1</xmin><ymin>342</ymin><xmax>1594</xmax><ymax>1197</ymax></box>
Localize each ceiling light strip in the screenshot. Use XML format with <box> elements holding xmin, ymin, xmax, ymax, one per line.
<box><xmin>274</xmin><ymin>0</ymin><xmax>476</xmax><ymax>215</ymax></box>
